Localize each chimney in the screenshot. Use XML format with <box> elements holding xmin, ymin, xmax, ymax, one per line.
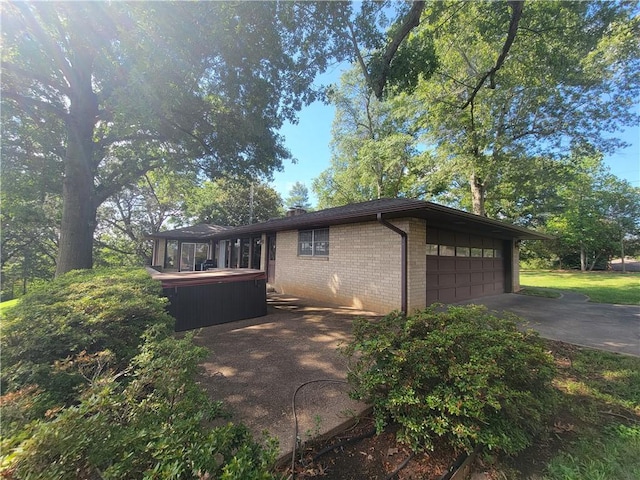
<box><xmin>286</xmin><ymin>207</ymin><xmax>307</xmax><ymax>217</ymax></box>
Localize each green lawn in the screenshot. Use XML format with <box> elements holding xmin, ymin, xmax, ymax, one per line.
<box><xmin>520</xmin><ymin>270</ymin><xmax>640</xmax><ymax>305</ymax></box>
<box><xmin>543</xmin><ymin>344</ymin><xmax>640</xmax><ymax>480</ymax></box>
<box><xmin>0</xmin><ymin>298</ymin><xmax>19</xmax><ymax>315</ymax></box>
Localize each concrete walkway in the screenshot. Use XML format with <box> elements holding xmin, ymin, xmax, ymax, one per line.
<box><xmin>459</xmin><ymin>292</ymin><xmax>640</xmax><ymax>357</ymax></box>
<box><xmin>192</xmin><ymin>295</ymin><xmax>376</xmax><ymax>459</ymax></box>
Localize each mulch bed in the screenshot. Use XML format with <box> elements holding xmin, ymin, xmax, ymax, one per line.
<box><xmin>280</xmin><ymin>417</ymin><xmax>461</xmax><ymax>479</ymax></box>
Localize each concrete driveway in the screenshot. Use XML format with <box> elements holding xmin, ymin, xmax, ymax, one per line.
<box><xmin>459</xmin><ymin>292</ymin><xmax>640</xmax><ymax>357</ymax></box>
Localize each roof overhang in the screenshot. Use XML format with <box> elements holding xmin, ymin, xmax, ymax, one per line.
<box><xmin>147</xmin><ymin>224</ymin><xmax>231</xmax><ymax>241</ymax></box>
<box><xmin>208</xmin><ymin>199</ymin><xmax>551</xmax><ymax>241</ymax></box>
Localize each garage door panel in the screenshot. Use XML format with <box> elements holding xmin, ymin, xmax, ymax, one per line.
<box><xmin>455</xmin><ymin>259</ymin><xmax>470</xmax><ymax>269</ymax></box>
<box><xmin>456</xmin><ymin>286</ymin><xmax>471</xmax><ymax>298</ymax></box>
<box><xmin>438</xmin><ymin>287</ymin><xmax>456</xmax><ymax>303</ymax></box>
<box><xmin>483</xmin><ymin>271</ymin><xmax>495</xmax><ymax>282</ymax></box>
<box><xmin>470</xmin><ymin>272</ymin><xmax>483</xmax><ymax>283</ymax></box>
<box><xmin>440</xmin><ymin>273</ymin><xmax>456</xmax><ymax>286</ymax></box>
<box><xmin>470</xmin><ymin>284</ymin><xmax>484</xmax><ymax>297</ymax></box>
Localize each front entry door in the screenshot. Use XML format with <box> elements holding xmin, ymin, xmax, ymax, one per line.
<box><xmin>267</xmin><ymin>234</ymin><xmax>276</xmax><ymax>283</ymax></box>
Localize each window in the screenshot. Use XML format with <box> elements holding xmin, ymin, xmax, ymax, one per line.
<box><xmin>298</xmin><ymin>228</ymin><xmax>329</xmax><ymax>256</ymax></box>
<box><xmin>426</xmin><ymin>244</ymin><xmax>439</xmax><ymax>255</ymax></box>
<box><xmin>483</xmin><ymin>248</ymin><xmax>494</xmax><ymax>258</ymax></box>
<box><xmin>456</xmin><ymin>246</ymin><xmax>470</xmax><ymax>257</ymax></box>
<box><xmin>470</xmin><ymin>248</ymin><xmax>483</xmax><ymax>257</ymax></box>
<box><xmin>165</xmin><ymin>240</ymin><xmax>179</xmax><ymax>269</ymax></box>
<box><xmin>440</xmin><ymin>245</ymin><xmax>455</xmax><ymax>256</ymax></box>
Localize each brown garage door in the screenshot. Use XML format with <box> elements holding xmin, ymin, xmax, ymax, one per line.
<box><xmin>426</xmin><ymin>229</ymin><xmax>505</xmax><ymax>304</ymax></box>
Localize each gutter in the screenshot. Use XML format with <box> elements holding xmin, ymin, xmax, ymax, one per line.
<box><xmin>377</xmin><ymin>213</ymin><xmax>408</xmax><ymax>314</ymax></box>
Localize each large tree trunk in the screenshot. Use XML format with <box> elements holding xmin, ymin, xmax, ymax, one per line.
<box><xmin>55</xmin><ymin>49</ymin><xmax>98</xmax><ymax>276</ymax></box>
<box><xmin>470</xmin><ymin>173</ymin><xmax>486</xmax><ymax>216</ymax></box>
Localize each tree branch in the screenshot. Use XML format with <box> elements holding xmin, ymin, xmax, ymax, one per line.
<box><xmin>373</xmin><ymin>1</ymin><xmax>426</xmax><ymax>100</ymax></box>
<box><xmin>346</xmin><ymin>20</ymin><xmax>372</xmax><ymax>89</ymax></box>
<box><xmin>461</xmin><ymin>0</ymin><xmax>524</xmax><ymax>110</ymax></box>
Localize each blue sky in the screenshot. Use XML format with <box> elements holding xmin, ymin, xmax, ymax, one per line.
<box><xmin>272</xmin><ymin>75</ymin><xmax>639</xmax><ymax>208</ymax></box>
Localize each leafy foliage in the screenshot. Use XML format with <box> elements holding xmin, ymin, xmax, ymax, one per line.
<box><xmin>284</xmin><ymin>181</ymin><xmax>312</xmax><ymax>210</ymax></box>
<box><xmin>2</xmin><ymin>327</ymin><xmax>278</xmax><ymax>480</ymax></box>
<box><xmin>0</xmin><ymin>268</ymin><xmax>173</xmax><ymax>410</ymax></box>
<box><xmin>185</xmin><ymin>178</ymin><xmax>283</xmax><ymax>227</ymax></box>
<box><xmin>314</xmin><ymin>68</ymin><xmax>435</xmax><ymax>208</ymax></box>
<box><xmin>1</xmin><ymin>1</ymin><xmax>347</xmax><ymax>274</ymax></box>
<box><xmin>342</xmin><ymin>305</ymin><xmax>556</xmax><ymax>454</ymax></box>
<box><xmin>0</xmin><ymin>268</ymin><xmax>278</xmax><ymax>479</ymax></box>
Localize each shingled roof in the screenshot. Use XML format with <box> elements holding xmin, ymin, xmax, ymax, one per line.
<box><xmin>150</xmin><ymin>199</ymin><xmax>551</xmax><ymax>241</ymax></box>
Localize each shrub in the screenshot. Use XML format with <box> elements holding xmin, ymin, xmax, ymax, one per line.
<box><xmin>342</xmin><ymin>305</ymin><xmax>556</xmax><ymax>455</ymax></box>
<box><xmin>2</xmin><ymin>326</ymin><xmax>278</xmax><ymax>479</ymax></box>
<box><xmin>0</xmin><ymin>267</ymin><xmax>174</xmax><ymax>410</ymax></box>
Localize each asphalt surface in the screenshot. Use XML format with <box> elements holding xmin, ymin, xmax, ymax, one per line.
<box><xmin>459</xmin><ymin>292</ymin><xmax>640</xmax><ymax>357</ymax></box>
<box><xmin>192</xmin><ymin>291</ymin><xmax>639</xmax><ymax>460</ymax></box>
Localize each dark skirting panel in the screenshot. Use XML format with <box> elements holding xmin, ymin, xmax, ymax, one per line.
<box><xmin>153</xmin><ymin>269</ymin><xmax>267</xmax><ymax>331</ymax></box>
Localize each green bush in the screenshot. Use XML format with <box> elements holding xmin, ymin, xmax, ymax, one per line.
<box><xmin>342</xmin><ymin>305</ymin><xmax>557</xmax><ymax>455</ymax></box>
<box><xmin>1</xmin><ymin>267</ymin><xmax>174</xmax><ymax>410</ymax></box>
<box><xmin>2</xmin><ymin>326</ymin><xmax>278</xmax><ymax>479</ymax></box>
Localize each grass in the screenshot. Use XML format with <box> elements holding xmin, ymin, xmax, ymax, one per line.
<box><xmin>0</xmin><ymin>298</ymin><xmax>19</xmax><ymax>316</ymax></box>
<box><xmin>518</xmin><ymin>286</ymin><xmax>562</xmax><ymax>299</ymax></box>
<box><xmin>520</xmin><ymin>270</ymin><xmax>640</xmax><ymax>305</ymax></box>
<box><xmin>542</xmin><ymin>344</ymin><xmax>640</xmax><ymax>480</ymax></box>
<box><xmin>545</xmin><ymin>424</ymin><xmax>640</xmax><ymax>480</ymax></box>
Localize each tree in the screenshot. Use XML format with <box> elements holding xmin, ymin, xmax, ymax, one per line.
<box><xmin>598</xmin><ymin>177</ymin><xmax>640</xmax><ymax>272</ymax></box>
<box><xmin>1</xmin><ymin>2</ymin><xmax>345</xmax><ymax>275</ymax></box>
<box><xmin>94</xmin><ymin>169</ymin><xmax>198</xmax><ymax>268</ymax></box>
<box><xmin>0</xmin><ymin>101</ymin><xmax>62</xmax><ymax>297</ymax></box>
<box><xmin>409</xmin><ymin>1</ymin><xmax>639</xmax><ymax>216</ymax></box>
<box><xmin>285</xmin><ymin>181</ymin><xmax>312</xmax><ymax>210</ymax></box>
<box><xmin>185</xmin><ymin>178</ymin><xmax>283</xmax><ymax>227</ymax></box>
<box><xmin>544</xmin><ymin>148</ymin><xmax>640</xmax><ymax>271</ymax></box>
<box><xmin>313</xmin><ymin>68</ymin><xmax>436</xmax><ymax>208</ymax></box>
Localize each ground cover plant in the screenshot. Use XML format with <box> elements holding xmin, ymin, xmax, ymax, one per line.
<box><xmin>520</xmin><ymin>270</ymin><xmax>640</xmax><ymax>305</ymax></box>
<box><xmin>0</xmin><ymin>268</ymin><xmax>279</xmax><ymax>479</ymax></box>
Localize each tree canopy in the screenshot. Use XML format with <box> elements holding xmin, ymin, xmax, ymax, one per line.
<box><xmin>284</xmin><ymin>181</ymin><xmax>312</xmax><ymax>210</ymax></box>
<box><xmin>185</xmin><ymin>178</ymin><xmax>283</xmax><ymax>227</ymax></box>
<box><xmin>314</xmin><ymin>68</ymin><xmax>435</xmax><ymax>208</ymax></box>
<box><xmin>411</xmin><ymin>0</ymin><xmax>639</xmax><ymax>216</ymax></box>
<box><xmin>1</xmin><ymin>1</ymin><xmax>345</xmax><ymax>275</ymax></box>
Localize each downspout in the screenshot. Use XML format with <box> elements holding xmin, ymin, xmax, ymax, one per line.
<box><xmin>377</xmin><ymin>213</ymin><xmax>407</xmax><ymax>315</ymax></box>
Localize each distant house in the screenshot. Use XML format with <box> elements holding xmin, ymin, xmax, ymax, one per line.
<box><xmin>149</xmin><ymin>198</ymin><xmax>549</xmax><ymax>314</ymax></box>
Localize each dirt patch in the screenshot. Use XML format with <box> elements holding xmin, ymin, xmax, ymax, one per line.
<box><xmin>281</xmin><ymin>418</ymin><xmax>459</xmax><ymax>479</ymax></box>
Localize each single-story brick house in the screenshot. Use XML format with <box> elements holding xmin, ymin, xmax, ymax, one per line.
<box><xmin>149</xmin><ymin>198</ymin><xmax>549</xmax><ymax>314</ymax></box>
